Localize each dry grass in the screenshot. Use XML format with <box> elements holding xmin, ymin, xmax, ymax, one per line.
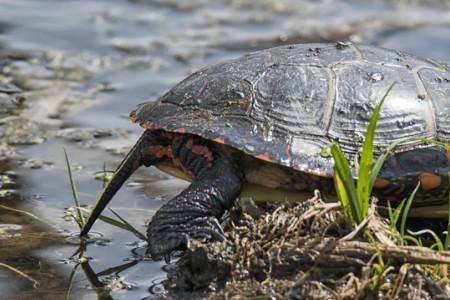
<box><xmin>164</xmin><ymin>192</ymin><xmax>450</xmax><ymax>300</ymax></box>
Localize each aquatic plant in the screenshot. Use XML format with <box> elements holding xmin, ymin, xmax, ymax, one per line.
<box><xmin>63</xmin><ymin>149</ymin><xmax>146</xmax><ymax>240</ymax></box>
<box><xmin>64</xmin><ymin>148</ymin><xmax>85</xmax><ymax>228</ymax></box>
<box><xmin>323</xmin><ymin>83</ymin><xmax>449</xmax><ymax>233</ymax></box>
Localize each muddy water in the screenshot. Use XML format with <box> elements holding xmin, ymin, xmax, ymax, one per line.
<box><xmin>0</xmin><ymin>0</ymin><xmax>450</xmax><ymax>299</ymax></box>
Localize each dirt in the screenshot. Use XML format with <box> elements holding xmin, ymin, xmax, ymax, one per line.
<box><xmin>163</xmin><ymin>195</ymin><xmax>450</xmax><ymax>299</ymax></box>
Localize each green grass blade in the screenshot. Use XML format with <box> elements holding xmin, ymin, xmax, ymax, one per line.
<box><xmin>408</xmin><ymin>229</ymin><xmax>444</xmax><ymax>251</ymax></box>
<box><xmin>370</xmin><ymin>137</ymin><xmax>447</xmax><ymax>193</ymax></box>
<box><xmin>109</xmin><ymin>208</ymin><xmax>147</xmax><ymax>241</ymax></box>
<box><xmin>0</xmin><ymin>262</ymin><xmax>39</xmax><ymax>289</ymax></box>
<box><xmin>386</xmin><ymin>199</ymin><xmax>406</xmax><ymax>231</ymax></box>
<box><xmin>95</xmin><ymin>260</ymin><xmax>138</xmax><ymax>277</ymax></box>
<box><xmin>0</xmin><ymin>204</ymin><xmax>40</xmax><ymax>221</ymax></box>
<box><xmin>431</xmin><ymin>240</ymin><xmax>444</xmax><ymax>252</ymax></box>
<box><xmin>78</xmin><ymin>207</ymin><xmax>130</xmax><ymax>231</ymax></box>
<box><xmin>64</xmin><ymin>148</ymin><xmax>85</xmax><ymax>227</ymax></box>
<box><xmin>387</xmin><ymin>201</ymin><xmax>395</xmax><ymax>230</ymax></box>
<box><xmin>333</xmin><ymin>167</ymin><xmax>352</xmax><ymax>221</ymax></box>
<box><xmin>357</xmin><ymin>82</ymin><xmax>396</xmax><ymax>215</ymax></box>
<box><xmin>329</xmin><ymin>144</ymin><xmax>362</xmax><ymax>223</ymax></box>
<box><xmin>391</xmin><ymin>199</ymin><xmax>405</xmax><ymax>229</ymax></box>
<box><xmin>96</xmin><ymin>214</ymin><xmax>131</xmax><ymax>232</ymax></box>
<box><xmin>370</xmin><ymin>139</ymin><xmax>410</xmax><ymax>192</ymax></box>
<box><xmin>65</xmin><ymin>263</ymin><xmax>79</xmax><ymax>300</ymax></box>
<box><xmin>445</xmin><ymin>173</ymin><xmax>450</xmax><ymax>250</ymax></box>
<box><xmin>77</xmin><ymin>208</ymin><xmax>146</xmax><ymax>240</ymax></box>
<box><xmin>402</xmin><ymin>235</ymin><xmax>422</xmax><ymax>246</ymax></box>
<box><xmin>400</xmin><ymin>181</ymin><xmax>421</xmax><ymax>242</ymax></box>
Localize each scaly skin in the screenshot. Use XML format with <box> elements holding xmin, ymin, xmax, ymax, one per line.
<box><xmin>80</xmin><ymin>130</ymin><xmax>162</xmax><ymax>237</ymax></box>
<box><xmin>80</xmin><ymin>130</ymin><xmax>244</xmax><ymax>260</ymax></box>
<box><xmin>147</xmin><ymin>154</ymin><xmax>243</xmax><ymax>258</ymax></box>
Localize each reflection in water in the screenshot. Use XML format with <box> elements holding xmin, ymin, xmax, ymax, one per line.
<box><xmin>65</xmin><ymin>241</ymin><xmax>150</xmax><ymax>299</ymax></box>
<box><xmin>148</xmin><ymin>276</ymin><xmax>166</xmax><ymax>296</ymax></box>
<box><xmin>65</xmin><ymin>231</ymin><xmax>110</xmax><ymax>246</ymax></box>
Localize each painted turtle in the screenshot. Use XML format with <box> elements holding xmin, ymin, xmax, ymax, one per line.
<box><xmin>80</xmin><ymin>43</ymin><xmax>450</xmax><ymax>259</ymax></box>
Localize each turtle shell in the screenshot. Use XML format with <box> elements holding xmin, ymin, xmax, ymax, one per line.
<box><xmin>130</xmin><ymin>43</ymin><xmax>450</xmax><ymax>180</ymax></box>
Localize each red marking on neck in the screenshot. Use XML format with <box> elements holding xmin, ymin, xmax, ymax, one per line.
<box><xmin>185</xmin><ymin>137</ymin><xmax>214</xmax><ymax>162</ymax></box>
<box><xmin>147</xmin><ymin>145</ymin><xmax>172</xmax><ymax>158</ymax></box>
<box><xmin>146</xmin><ymin>145</ymin><xmax>194</xmax><ymax>178</ymax></box>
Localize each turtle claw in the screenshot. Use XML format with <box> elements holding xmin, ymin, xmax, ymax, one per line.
<box><xmin>147</xmin><ymin>231</ymin><xmax>189</xmax><ymax>260</ymax></box>
<box><xmin>147</xmin><ymin>215</ymin><xmax>225</xmax><ymax>260</ymax></box>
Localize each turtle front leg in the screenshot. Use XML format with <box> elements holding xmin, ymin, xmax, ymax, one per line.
<box><xmin>147</xmin><ymin>156</ymin><xmax>243</xmax><ymax>259</ymax></box>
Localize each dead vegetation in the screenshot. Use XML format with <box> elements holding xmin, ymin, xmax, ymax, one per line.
<box><xmin>164</xmin><ymin>192</ymin><xmax>450</xmax><ymax>299</ymax></box>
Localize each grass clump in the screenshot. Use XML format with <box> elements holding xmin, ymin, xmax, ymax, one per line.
<box><xmin>322</xmin><ymin>83</ymin><xmax>450</xmax><ymax>245</ymax></box>
<box><xmin>321</xmin><ymin>83</ymin><xmax>396</xmax><ymax>225</ymax></box>
<box><xmin>167</xmin><ymin>195</ymin><xmax>450</xmax><ymax>299</ymax></box>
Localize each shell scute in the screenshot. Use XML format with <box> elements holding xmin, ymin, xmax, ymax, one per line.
<box><xmin>130</xmin><ymin>43</ymin><xmax>450</xmax><ymax>184</ymax></box>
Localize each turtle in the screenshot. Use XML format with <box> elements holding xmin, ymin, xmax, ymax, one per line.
<box><xmin>80</xmin><ymin>43</ymin><xmax>450</xmax><ymax>259</ymax></box>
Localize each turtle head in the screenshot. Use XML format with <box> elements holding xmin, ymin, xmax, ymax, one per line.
<box><xmin>80</xmin><ymin>130</ymin><xmax>161</xmax><ymax>237</ymax></box>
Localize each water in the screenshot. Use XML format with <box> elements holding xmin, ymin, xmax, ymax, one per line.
<box><xmin>0</xmin><ymin>0</ymin><xmax>450</xmax><ymax>298</ymax></box>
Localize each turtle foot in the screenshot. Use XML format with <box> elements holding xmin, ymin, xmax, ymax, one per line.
<box><xmin>147</xmin><ymin>215</ymin><xmax>225</xmax><ymax>260</ymax></box>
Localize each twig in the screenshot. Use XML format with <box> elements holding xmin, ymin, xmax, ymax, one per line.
<box><xmin>390</xmin><ymin>263</ymin><xmax>411</xmax><ymax>299</ymax></box>
<box><xmin>263</xmin><ymin>238</ymin><xmax>450</xmax><ymax>270</ymax></box>
<box><xmin>0</xmin><ymin>262</ymin><xmax>39</xmax><ymax>288</ymax></box>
